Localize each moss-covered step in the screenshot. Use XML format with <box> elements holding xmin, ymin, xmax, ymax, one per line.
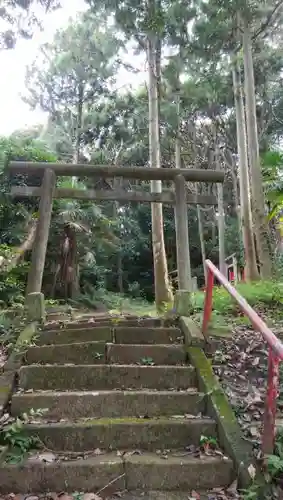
<box><xmin>37</xmin><ymin>326</ymin><xmax>113</xmax><ymax>345</ymax></box>
<box><xmin>106</xmin><ymin>344</ymin><xmax>186</xmax><ymax>365</ymax></box>
<box><xmin>0</xmin><ymin>453</ymin><xmax>125</xmax><ymax>493</ymax></box>
<box><xmin>114</xmin><ymin>327</ymin><xmax>183</xmax><ymax>344</ymax></box>
<box><xmin>11</xmin><ymin>389</ymin><xmax>205</xmax><ymax>420</ymax></box>
<box><xmin>24</xmin><ymin>417</ymin><xmax>217</xmax><ymax>451</ymax></box>
<box><xmin>18</xmin><ymin>364</ymin><xmax>197</xmax><ymax>391</ymax></box>
<box><xmin>125</xmin><ymin>453</ymin><xmax>234</xmax><ymax>490</ymax></box>
<box><xmin>188</xmin><ymin>346</ymin><xmax>255</xmax><ymax>488</ymax></box>
<box><xmin>25</xmin><ymin>341</ymin><xmax>106</xmax><ymax>365</ymax></box>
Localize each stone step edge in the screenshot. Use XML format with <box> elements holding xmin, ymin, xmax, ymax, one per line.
<box><xmin>28</xmin><ymin>341</ymin><xmax>186</xmax><ymax>352</ymax></box>
<box><xmin>13</xmin><ymin>388</ymin><xmax>202</xmax><ymax>396</ymax></box>
<box><xmin>20</xmin><ymin>363</ymin><xmax>194</xmax><ymax>369</ymax></box>
<box><xmin>25</xmin><ymin>415</ymin><xmax>214</xmax><ymax>427</ymax></box>
<box><xmin>0</xmin><ymin>452</ymin><xmax>234</xmax><ymax>493</ymax></box>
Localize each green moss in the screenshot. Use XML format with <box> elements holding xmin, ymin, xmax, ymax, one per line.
<box><xmin>16</xmin><ymin>322</ymin><xmax>38</xmax><ymax>348</ymax></box>
<box><xmin>188</xmin><ymin>347</ymin><xmax>218</xmax><ymax>393</ymax></box>
<box><xmin>188</xmin><ymin>346</ymin><xmax>255</xmax><ymax>488</ymax></box>
<box><xmin>77</xmin><ymin>417</ymin><xmax>174</xmax><ymax>426</ymax></box>
<box><xmin>0</xmin><ymin>446</ymin><xmax>7</xmax><ymax>464</ymax></box>
<box><xmin>207</xmin><ymin>326</ymin><xmax>233</xmax><ymax>338</ymax></box>
<box><xmin>179</xmin><ymin>317</ymin><xmax>204</xmax><ymax>347</ymax></box>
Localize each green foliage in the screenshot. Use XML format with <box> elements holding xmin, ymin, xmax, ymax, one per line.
<box><xmin>70</xmin><ymin>287</ymin><xmax>156</xmax><ymax>316</ymax></box>
<box><xmin>199</xmin><ymin>434</ymin><xmax>219</xmax><ymax>450</ymax></box>
<box><xmin>140</xmin><ymin>357</ymin><xmax>155</xmax><ymax>365</ymax></box>
<box><xmin>193</xmin><ymin>280</ymin><xmax>283</xmax><ymax>317</ymax></box>
<box><xmin>0</xmin><ymin>245</ymin><xmax>27</xmax><ymax>306</ymax></box>
<box><xmin>1</xmin><ymin>408</ymin><xmax>48</xmax><ymax>464</ymax></box>
<box><xmin>242</xmin><ymin>429</ymin><xmax>283</xmax><ymax>499</ymax></box>
<box><xmin>1</xmin><ymin>0</ymin><xmax>282</xmax><ymax>308</ymax></box>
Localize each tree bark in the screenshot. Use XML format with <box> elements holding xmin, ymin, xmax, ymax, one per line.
<box><xmin>197</xmin><ymin>204</ymin><xmax>207</xmax><ymax>285</ymax></box>
<box><xmin>214</xmin><ymin>143</ymin><xmax>226</xmax><ymax>276</ymax></box>
<box><xmin>174</xmin><ymin>175</ymin><xmax>192</xmax><ymax>290</ymax></box>
<box><xmin>174</xmin><ymin>63</ymin><xmax>192</xmax><ymax>289</ymax></box>
<box><xmin>147</xmin><ymin>0</ymin><xmax>173</xmax><ymax>309</ymax></box>
<box><xmin>73</xmin><ymin>81</ymin><xmax>84</xmax><ymax>165</ymax></box>
<box><xmin>0</xmin><ymin>220</ymin><xmax>37</xmax><ymax>272</ymax></box>
<box><xmin>231</xmin><ymin>163</ymin><xmax>242</xmax><ymax>239</ymax></box>
<box><xmin>113</xmin><ymin>177</ymin><xmax>124</xmax><ymax>294</ymax></box>
<box><xmin>232</xmin><ymin>58</ymin><xmax>259</xmax><ymax>281</ymax></box>
<box><xmin>242</xmin><ymin>21</ymin><xmax>272</xmax><ymax>278</ymax></box>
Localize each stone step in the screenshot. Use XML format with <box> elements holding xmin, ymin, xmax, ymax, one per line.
<box><xmin>125</xmin><ymin>453</ymin><xmax>234</xmax><ymax>490</ymax></box>
<box><xmin>38</xmin><ymin>326</ymin><xmax>113</xmax><ymax>345</ymax></box>
<box><xmin>0</xmin><ymin>453</ymin><xmax>233</xmax><ymax>493</ymax></box>
<box><xmin>25</xmin><ymin>417</ymin><xmax>216</xmax><ymax>451</ymax></box>
<box><xmin>43</xmin><ymin>317</ymin><xmax>170</xmax><ymax>331</ymax></box>
<box><xmin>37</xmin><ymin>326</ymin><xmax>182</xmax><ymax>346</ymax></box>
<box><xmin>114</xmin><ymin>327</ymin><xmax>182</xmax><ymax>344</ymax></box>
<box><xmin>106</xmin><ymin>344</ymin><xmax>186</xmax><ymax>365</ymax></box>
<box><xmin>11</xmin><ymin>389</ymin><xmax>205</xmax><ymax>419</ymax></box>
<box><xmin>25</xmin><ymin>342</ymin><xmax>186</xmax><ymax>366</ymax></box>
<box><xmin>25</xmin><ymin>341</ymin><xmax>106</xmax><ymax>365</ymax></box>
<box><xmin>19</xmin><ymin>364</ymin><xmax>196</xmax><ymax>391</ymax></box>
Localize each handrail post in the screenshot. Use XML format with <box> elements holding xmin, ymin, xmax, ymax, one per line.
<box><xmin>202</xmin><ymin>266</ymin><xmax>214</xmax><ymax>338</ymax></box>
<box><xmin>262</xmin><ymin>348</ymin><xmax>280</xmax><ymax>455</ymax></box>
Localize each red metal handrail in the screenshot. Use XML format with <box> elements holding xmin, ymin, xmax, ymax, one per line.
<box><xmin>202</xmin><ymin>259</ymin><xmax>283</xmax><ymax>455</ymax></box>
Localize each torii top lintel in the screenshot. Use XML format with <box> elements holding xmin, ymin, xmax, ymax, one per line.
<box><xmin>8</xmin><ymin>162</ymin><xmax>224</xmax><ymax>183</ymax></box>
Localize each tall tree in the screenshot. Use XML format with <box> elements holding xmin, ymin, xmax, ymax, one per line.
<box><xmin>232</xmin><ymin>55</ymin><xmax>259</xmax><ymax>280</ymax></box>
<box><xmin>86</xmin><ymin>0</ymin><xmax>173</xmax><ymax>309</ymax></box>
<box><xmin>241</xmin><ymin>17</ymin><xmax>272</xmax><ymax>277</ymax></box>
<box><xmin>24</xmin><ymin>11</ymin><xmax>121</xmax><ymax>161</ymax></box>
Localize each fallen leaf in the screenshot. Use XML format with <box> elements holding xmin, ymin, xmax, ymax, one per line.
<box><xmin>189</xmin><ymin>491</ymin><xmax>200</xmax><ymax>499</ymax></box>
<box><xmin>83</xmin><ymin>495</ymin><xmax>102</xmax><ymax>500</ymax></box>
<box><xmin>93</xmin><ymin>448</ymin><xmax>102</xmax><ymax>455</ymax></box>
<box><xmin>248</xmin><ymin>463</ymin><xmax>256</xmax><ymax>480</ymax></box>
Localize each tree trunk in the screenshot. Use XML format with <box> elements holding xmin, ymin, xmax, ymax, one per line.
<box><xmin>217</xmin><ymin>181</ymin><xmax>226</xmax><ymax>276</ymax></box>
<box><xmin>146</xmin><ymin>0</ymin><xmax>173</xmax><ymax>310</ymax></box>
<box><xmin>231</xmin><ymin>164</ymin><xmax>242</xmax><ymax>239</ymax></box>
<box><xmin>232</xmin><ymin>58</ymin><xmax>259</xmax><ymax>281</ymax></box>
<box><xmin>73</xmin><ymin>81</ymin><xmax>84</xmax><ymax>164</ymax></box>
<box><xmin>197</xmin><ymin>204</ymin><xmax>207</xmax><ymax>285</ymax></box>
<box><xmin>174</xmin><ymin>64</ymin><xmax>192</xmax><ymax>289</ymax></box>
<box><xmin>214</xmin><ymin>143</ymin><xmax>226</xmax><ymax>276</ymax></box>
<box><xmin>113</xmin><ymin>177</ymin><xmax>124</xmax><ymax>294</ymax></box>
<box><xmin>0</xmin><ymin>220</ymin><xmax>37</xmax><ymax>272</ymax></box>
<box><xmin>242</xmin><ymin>21</ymin><xmax>272</xmax><ymax>278</ymax></box>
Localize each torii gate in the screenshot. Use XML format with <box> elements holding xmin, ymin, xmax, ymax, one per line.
<box><xmin>8</xmin><ymin>161</ymin><xmax>224</xmax><ymax>319</ymax></box>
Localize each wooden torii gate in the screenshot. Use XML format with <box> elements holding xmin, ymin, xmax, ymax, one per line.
<box><xmin>8</xmin><ymin>161</ymin><xmax>224</xmax><ymax>318</ymax></box>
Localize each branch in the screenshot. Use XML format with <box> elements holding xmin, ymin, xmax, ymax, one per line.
<box><xmin>0</xmin><ymin>220</ymin><xmax>37</xmax><ymax>273</ymax></box>
<box><xmin>253</xmin><ymin>0</ymin><xmax>283</xmax><ymax>40</ymax></box>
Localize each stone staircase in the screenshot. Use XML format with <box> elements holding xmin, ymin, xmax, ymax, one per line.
<box><xmin>1</xmin><ymin>316</ymin><xmax>235</xmax><ymax>495</ymax></box>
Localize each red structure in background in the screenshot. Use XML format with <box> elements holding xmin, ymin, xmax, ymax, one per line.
<box><xmin>202</xmin><ymin>259</ymin><xmax>283</xmax><ymax>455</ymax></box>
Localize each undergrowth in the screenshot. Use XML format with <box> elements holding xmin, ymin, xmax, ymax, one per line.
<box><xmin>0</xmin><ymin>307</ymin><xmax>28</xmax><ymax>355</ymax></box>
<box><xmin>69</xmin><ymin>287</ymin><xmax>157</xmax><ymax>316</ymax></box>
<box><xmin>242</xmin><ymin>429</ymin><xmax>283</xmax><ymax>499</ymax></box>
<box><xmin>0</xmin><ymin>408</ymin><xmax>47</xmax><ymax>464</ymax></box>
<box><xmin>192</xmin><ymin>280</ymin><xmax>283</xmax><ymax>319</ymax></box>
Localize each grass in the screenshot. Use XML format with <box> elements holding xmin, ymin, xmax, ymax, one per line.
<box><xmin>70</xmin><ymin>288</ymin><xmax>158</xmax><ymax>317</ymax></box>
<box><xmin>191</xmin><ymin>280</ymin><xmax>283</xmax><ymax>318</ymax></box>
<box><xmin>70</xmin><ymin>280</ymin><xmax>283</xmax><ymax>323</ymax></box>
